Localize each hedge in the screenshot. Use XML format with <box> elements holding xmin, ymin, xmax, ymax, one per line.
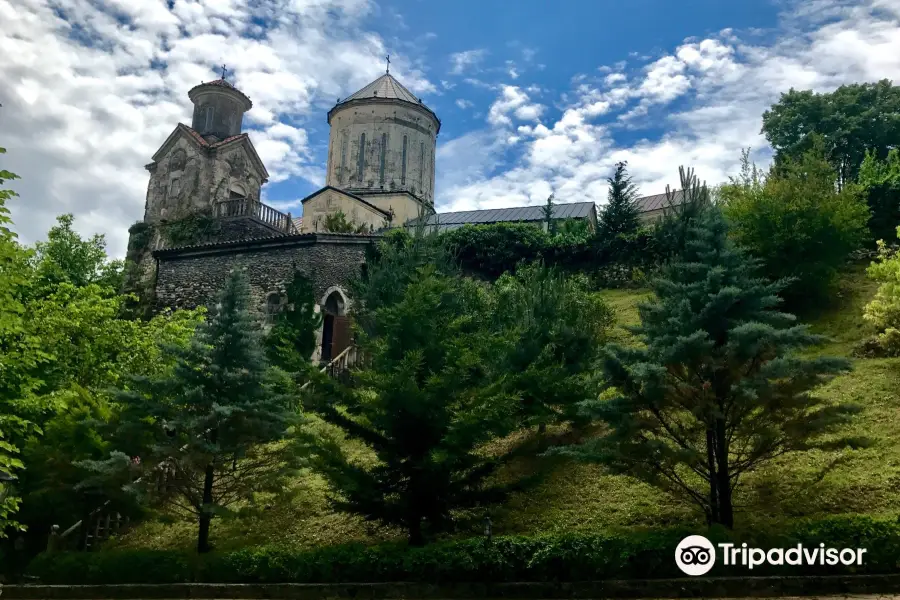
<box><xmin>26</xmin><ymin>516</ymin><xmax>900</xmax><ymax>584</ymax></box>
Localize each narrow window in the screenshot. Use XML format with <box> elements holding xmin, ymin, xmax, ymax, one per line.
<box><xmin>419</xmin><ymin>142</ymin><xmax>425</xmax><ymax>191</ymax></box>
<box><xmin>265</xmin><ymin>293</ymin><xmax>281</xmax><ymax>324</ymax></box>
<box><xmin>379</xmin><ymin>133</ymin><xmax>388</xmax><ymax>184</ymax></box>
<box><xmin>401</xmin><ymin>136</ymin><xmax>408</xmax><ymax>185</ymax></box>
<box><xmin>357</xmin><ymin>133</ymin><xmax>366</xmax><ymax>183</ymax></box>
<box><xmin>205</xmin><ymin>106</ymin><xmax>214</xmax><ymax>131</ymax></box>
<box><xmin>340</xmin><ymin>132</ymin><xmax>348</xmax><ymax>183</ymax></box>
<box><xmin>170</xmin><ymin>177</ymin><xmax>180</xmax><ymax>197</ymax></box>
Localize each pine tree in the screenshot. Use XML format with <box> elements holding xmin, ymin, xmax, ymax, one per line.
<box><xmin>555</xmin><ymin>208</ymin><xmax>860</xmax><ymax>527</ymax></box>
<box><xmin>82</xmin><ymin>270</ymin><xmax>299</xmax><ymax>552</ymax></box>
<box><xmin>653</xmin><ymin>165</ymin><xmax>713</xmax><ymax>260</ymax></box>
<box><xmin>492</xmin><ymin>262</ymin><xmax>614</xmax><ymax>430</ymax></box>
<box><xmin>598</xmin><ymin>162</ymin><xmax>640</xmax><ymax>239</ymax></box>
<box><xmin>301</xmin><ymin>236</ymin><xmax>525</xmax><ymax>546</ymax></box>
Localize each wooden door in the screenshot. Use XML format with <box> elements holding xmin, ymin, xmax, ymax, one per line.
<box><xmin>331</xmin><ymin>315</ymin><xmax>352</xmax><ymax>359</ymax></box>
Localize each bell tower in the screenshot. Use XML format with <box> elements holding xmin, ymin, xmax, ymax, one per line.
<box><xmin>188</xmin><ymin>66</ymin><xmax>253</xmax><ymax>143</ymax></box>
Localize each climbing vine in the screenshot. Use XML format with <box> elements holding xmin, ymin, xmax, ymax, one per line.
<box><xmin>160</xmin><ymin>212</ymin><xmax>221</xmax><ymax>247</ymax></box>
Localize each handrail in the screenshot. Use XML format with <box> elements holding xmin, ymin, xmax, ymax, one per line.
<box><xmin>300</xmin><ymin>345</ymin><xmax>355</xmax><ymax>391</ymax></box>
<box><xmin>214</xmin><ymin>198</ymin><xmax>293</xmax><ymax>233</ymax></box>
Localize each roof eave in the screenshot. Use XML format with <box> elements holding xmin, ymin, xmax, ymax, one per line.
<box><xmin>327</xmin><ymin>97</ymin><xmax>441</xmax><ymax>134</ymax></box>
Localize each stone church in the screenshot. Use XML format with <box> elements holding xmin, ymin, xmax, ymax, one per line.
<box><xmin>128</xmin><ymin>67</ymin><xmax>659</xmax><ymax>364</ymax></box>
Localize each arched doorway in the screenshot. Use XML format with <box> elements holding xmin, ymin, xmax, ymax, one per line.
<box><xmin>320</xmin><ymin>289</ymin><xmax>350</xmax><ymax>363</ymax></box>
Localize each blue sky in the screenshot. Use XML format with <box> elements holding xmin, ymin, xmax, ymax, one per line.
<box><xmin>1</xmin><ymin>0</ymin><xmax>899</xmax><ymax>257</ymax></box>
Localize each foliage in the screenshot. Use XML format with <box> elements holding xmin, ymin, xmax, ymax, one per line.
<box><xmin>161</xmin><ymin>212</ymin><xmax>221</xmax><ymax>247</ymax></box>
<box><xmin>81</xmin><ymin>270</ymin><xmax>299</xmax><ymax>553</ymax></box>
<box><xmin>441</xmin><ymin>222</ymin><xmax>548</xmax><ymax>279</ymax></box>
<box><xmin>598</xmin><ymin>161</ymin><xmax>640</xmax><ymax>240</ymax></box>
<box><xmin>303</xmin><ymin>234</ymin><xmax>526</xmax><ymax>545</ymax></box>
<box><xmin>321</xmin><ymin>210</ymin><xmax>372</xmax><ymax>234</ymax></box>
<box><xmin>0</xmin><ymin>147</ymin><xmax>41</xmax><ymax>536</ymax></box>
<box><xmin>761</xmin><ymin>79</ymin><xmax>900</xmax><ymax>187</ymax></box>
<box><xmin>14</xmin><ymin>304</ymin><xmax>202</xmax><ymax>537</ymax></box>
<box><xmin>862</xmin><ymin>226</ymin><xmax>900</xmax><ymax>356</ymax></box>
<box><xmin>265</xmin><ymin>271</ymin><xmax>322</xmax><ymax>374</ymax></box>
<box><xmin>651</xmin><ymin>166</ymin><xmax>712</xmax><ymax>261</ymax></box>
<box><xmin>26</xmin><ymin>515</ymin><xmax>900</xmax><ymax>583</ymax></box>
<box><xmin>491</xmin><ymin>263</ymin><xmax>614</xmax><ymax>429</ymax></box>
<box><xmin>858</xmin><ymin>149</ymin><xmax>900</xmax><ymax>244</ymax></box>
<box><xmin>720</xmin><ymin>144</ymin><xmax>870</xmax><ymax>310</ymax></box>
<box><xmin>540</xmin><ymin>194</ymin><xmax>555</xmax><ymax>234</ymax></box>
<box><xmin>29</xmin><ymin>214</ymin><xmax>124</xmax><ymax>295</ymax></box>
<box><xmin>553</xmin><ymin>208</ymin><xmax>860</xmax><ymax>528</ymax></box>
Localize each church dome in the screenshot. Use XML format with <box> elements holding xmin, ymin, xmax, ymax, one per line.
<box><xmin>188</xmin><ymin>78</ymin><xmax>252</xmax><ymax>141</ymax></box>
<box><xmin>327</xmin><ymin>73</ymin><xmax>440</xmax><ymax>134</ymax></box>
<box><xmin>324</xmin><ymin>71</ymin><xmax>440</xmax><ymax>204</ymax></box>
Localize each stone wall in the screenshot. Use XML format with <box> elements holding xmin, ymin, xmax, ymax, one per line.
<box><xmin>300</xmin><ymin>188</ymin><xmax>388</xmax><ymax>233</ymax></box>
<box><xmin>153</xmin><ymin>233</ymin><xmax>377</xmax><ymax>315</ymax></box>
<box><xmin>325</xmin><ymin>101</ymin><xmax>438</xmax><ymax>204</ymax></box>
<box><xmin>144</xmin><ymin>133</ymin><xmax>265</xmax><ymax>225</ymax></box>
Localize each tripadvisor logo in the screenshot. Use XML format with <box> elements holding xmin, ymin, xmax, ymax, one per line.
<box><xmin>675</xmin><ymin>535</ymin><xmax>868</xmax><ymax>576</ymax></box>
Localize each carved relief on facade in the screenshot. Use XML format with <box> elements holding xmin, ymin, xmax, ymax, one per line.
<box><xmin>226</xmin><ymin>152</ymin><xmax>246</xmax><ymax>177</ymax></box>
<box><xmin>169</xmin><ymin>148</ymin><xmax>187</xmax><ymax>172</ymax></box>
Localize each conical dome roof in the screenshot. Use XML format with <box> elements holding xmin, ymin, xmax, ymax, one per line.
<box><xmin>329</xmin><ymin>73</ymin><xmax>440</xmax><ymax>132</ymax></box>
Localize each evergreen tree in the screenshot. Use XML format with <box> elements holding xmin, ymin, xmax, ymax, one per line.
<box><xmin>301</xmin><ymin>235</ymin><xmax>525</xmax><ymax>546</ymax></box>
<box><xmin>82</xmin><ymin>270</ymin><xmax>299</xmax><ymax>552</ymax></box>
<box><xmin>266</xmin><ymin>271</ymin><xmax>322</xmax><ymax>374</ymax></box>
<box><xmin>541</xmin><ymin>194</ymin><xmax>555</xmax><ymax>234</ymax></box>
<box><xmin>554</xmin><ymin>208</ymin><xmax>860</xmax><ymax>527</ymax></box>
<box><xmin>653</xmin><ymin>165</ymin><xmax>713</xmax><ymax>260</ymax></box>
<box><xmin>598</xmin><ymin>162</ymin><xmax>640</xmax><ymax>239</ymax></box>
<box><xmin>492</xmin><ymin>263</ymin><xmax>614</xmax><ymax>431</ymax></box>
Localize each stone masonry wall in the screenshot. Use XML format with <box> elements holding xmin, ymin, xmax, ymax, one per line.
<box><xmin>153</xmin><ymin>234</ymin><xmax>376</xmax><ymax>315</ymax></box>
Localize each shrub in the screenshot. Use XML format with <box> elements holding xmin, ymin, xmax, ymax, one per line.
<box><xmin>721</xmin><ymin>144</ymin><xmax>870</xmax><ymax>310</ymax></box>
<box><xmin>27</xmin><ymin>516</ymin><xmax>900</xmax><ymax>584</ymax></box>
<box><xmin>441</xmin><ymin>223</ymin><xmax>550</xmax><ymax>279</ymax></box>
<box><xmin>862</xmin><ymin>226</ymin><xmax>900</xmax><ymax>356</ymax></box>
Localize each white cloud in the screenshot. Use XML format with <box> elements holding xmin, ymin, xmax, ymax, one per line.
<box><xmin>5</xmin><ymin>0</ymin><xmax>900</xmax><ymax>259</ymax></box>
<box><xmin>486</xmin><ymin>85</ymin><xmax>545</xmax><ymax>127</ymax></box>
<box><xmin>449</xmin><ymin>49</ymin><xmax>487</xmax><ymax>75</ymax></box>
<box><xmin>0</xmin><ymin>0</ymin><xmax>436</xmax><ymax>255</ymax></box>
<box><xmin>435</xmin><ymin>0</ymin><xmax>900</xmax><ymax>215</ymax></box>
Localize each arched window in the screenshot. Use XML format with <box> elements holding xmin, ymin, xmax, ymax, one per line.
<box><xmin>204</xmin><ymin>106</ymin><xmax>215</xmax><ymax>131</ymax></box>
<box><xmin>419</xmin><ymin>142</ymin><xmax>425</xmax><ymax>191</ymax></box>
<box><xmin>357</xmin><ymin>133</ymin><xmax>366</xmax><ymax>183</ymax></box>
<box><xmin>340</xmin><ymin>131</ymin><xmax>348</xmax><ymax>183</ymax></box>
<box><xmin>229</xmin><ymin>184</ymin><xmax>246</xmax><ymax>199</ymax></box>
<box><xmin>401</xmin><ymin>135</ymin><xmax>408</xmax><ymax>185</ymax></box>
<box><xmin>265</xmin><ymin>293</ymin><xmax>282</xmax><ymax>324</ymax></box>
<box><xmin>379</xmin><ymin>133</ymin><xmax>388</xmax><ymax>185</ymax></box>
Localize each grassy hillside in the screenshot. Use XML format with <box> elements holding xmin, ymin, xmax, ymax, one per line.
<box><xmin>112</xmin><ymin>264</ymin><xmax>900</xmax><ymax>551</ymax></box>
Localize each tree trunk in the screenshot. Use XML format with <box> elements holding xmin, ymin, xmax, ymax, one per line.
<box><xmin>197</xmin><ymin>430</ymin><xmax>218</xmax><ymax>554</ymax></box>
<box><xmin>197</xmin><ymin>461</ymin><xmax>215</xmax><ymax>553</ymax></box>
<box><xmin>705</xmin><ymin>428</ymin><xmax>719</xmax><ymax>525</ymax></box>
<box><xmin>408</xmin><ymin>518</ymin><xmax>425</xmax><ymax>547</ymax></box>
<box><xmin>714</xmin><ymin>417</ymin><xmax>734</xmax><ymax>528</ymax></box>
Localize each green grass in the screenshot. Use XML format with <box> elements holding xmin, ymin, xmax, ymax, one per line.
<box><xmin>113</xmin><ymin>264</ymin><xmax>900</xmax><ymax>551</ymax></box>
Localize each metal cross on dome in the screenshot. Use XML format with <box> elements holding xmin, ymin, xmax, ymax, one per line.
<box><xmin>385</xmin><ymin>54</ymin><xmax>390</xmax><ymax>74</ymax></box>
<box><xmin>221</xmin><ymin>64</ymin><xmax>228</xmax><ymax>80</ymax></box>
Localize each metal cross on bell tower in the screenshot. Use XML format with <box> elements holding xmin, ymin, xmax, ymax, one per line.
<box><xmin>385</xmin><ymin>54</ymin><xmax>391</xmax><ymax>74</ymax></box>
<box><xmin>221</xmin><ymin>64</ymin><xmax>228</xmax><ymax>81</ymax></box>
